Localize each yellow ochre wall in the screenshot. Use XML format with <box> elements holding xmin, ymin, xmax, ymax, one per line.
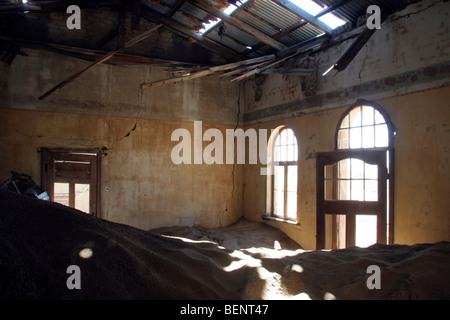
<box><xmin>243</xmin><ymin>87</ymin><xmax>450</xmax><ymax>248</ymax></box>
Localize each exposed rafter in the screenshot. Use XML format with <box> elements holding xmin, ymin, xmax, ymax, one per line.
<box><xmin>186</xmin><ymin>0</ymin><xmax>287</xmax><ymax>51</ymax></box>
<box><xmin>139</xmin><ymin>5</ymin><xmax>245</xmax><ymax>61</ymax></box>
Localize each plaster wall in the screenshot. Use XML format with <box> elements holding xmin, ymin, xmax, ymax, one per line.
<box><xmin>0</xmin><ymin>109</ymin><xmax>243</xmax><ymax>230</ymax></box>
<box><xmin>243</xmin><ymin>0</ymin><xmax>450</xmax><ymax>122</ymax></box>
<box><xmin>0</xmin><ymin>48</ymin><xmax>242</xmax><ymax>230</ymax></box>
<box><xmin>243</xmin><ymin>86</ymin><xmax>450</xmax><ymax>249</ymax></box>
<box><xmin>240</xmin><ymin>0</ymin><xmax>450</xmax><ymax>248</ymax></box>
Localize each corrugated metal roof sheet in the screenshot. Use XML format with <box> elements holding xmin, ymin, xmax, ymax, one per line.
<box><xmin>141</xmin><ymin>0</ymin><xmax>392</xmax><ymax>60</ymax></box>
<box><xmin>179</xmin><ymin>2</ymin><xmax>211</xmax><ymax>21</ymax></box>
<box><xmin>319</xmin><ymin>0</ymin><xmax>383</xmax><ymax>23</ymax></box>
<box><xmin>247</xmin><ymin>0</ymin><xmax>302</xmax><ymax>29</ymax></box>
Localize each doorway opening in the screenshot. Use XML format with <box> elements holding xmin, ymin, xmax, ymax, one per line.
<box><xmin>316</xmin><ymin>102</ymin><xmax>395</xmax><ymax>249</ymax></box>
<box><xmin>41</xmin><ymin>148</ymin><xmax>101</xmax><ymax>216</ymax></box>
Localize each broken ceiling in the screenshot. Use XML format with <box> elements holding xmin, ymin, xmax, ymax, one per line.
<box><xmin>0</xmin><ymin>0</ymin><xmax>422</xmax><ymax>91</ymax></box>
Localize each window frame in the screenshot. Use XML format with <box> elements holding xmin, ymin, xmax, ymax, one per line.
<box><xmin>265</xmin><ymin>126</ymin><xmax>299</xmax><ymax>224</ymax></box>
<box><xmin>41</xmin><ymin>147</ymin><xmax>102</xmax><ymax>217</ymax></box>
<box><xmin>333</xmin><ymin>100</ymin><xmax>396</xmax><ymax>245</ymax></box>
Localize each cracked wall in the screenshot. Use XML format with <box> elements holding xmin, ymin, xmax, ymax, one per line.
<box><xmin>0</xmin><ymin>49</ymin><xmax>243</xmax><ymax>230</ymax></box>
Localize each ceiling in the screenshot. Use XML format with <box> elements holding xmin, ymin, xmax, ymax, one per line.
<box><xmin>0</xmin><ymin>0</ymin><xmax>421</xmax><ymax>90</ymax></box>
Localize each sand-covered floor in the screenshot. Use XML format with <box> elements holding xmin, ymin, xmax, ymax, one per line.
<box><xmin>1</xmin><ymin>189</ymin><xmax>449</xmax><ymax>300</ymax></box>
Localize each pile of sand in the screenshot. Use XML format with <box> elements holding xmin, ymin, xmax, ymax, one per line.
<box><xmin>1</xmin><ymin>189</ymin><xmax>449</xmax><ymax>300</ymax></box>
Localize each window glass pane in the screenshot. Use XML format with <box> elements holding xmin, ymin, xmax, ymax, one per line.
<box><xmin>339</xmin><ymin>179</ymin><xmax>350</xmax><ymax>200</ymax></box>
<box><xmin>349</xmin><ymin>127</ymin><xmax>362</xmax><ymax>149</ymax></box>
<box><xmin>349</xmin><ymin>106</ymin><xmax>361</xmax><ymax>127</ymax></box>
<box><xmin>274</xmin><ymin>166</ymin><xmax>284</xmax><ymax>191</ymax></box>
<box><xmin>338</xmin><ymin>106</ymin><xmax>390</xmax><ymax>151</ymax></box>
<box><xmin>365</xmin><ymin>163</ymin><xmax>378</xmax><ymax>180</ymax></box>
<box><xmin>374</xmin><ymin>110</ymin><xmax>386</xmax><ymax>124</ymax></box>
<box><xmin>362</xmin><ymin>126</ymin><xmax>375</xmax><ymax>148</ymax></box>
<box><xmin>280</xmin><ymin>129</ymin><xmax>287</xmax><ymax>147</ymax></box>
<box><xmin>362</xmin><ymin>106</ymin><xmax>375</xmax><ymax>126</ymax></box>
<box><xmin>338</xmin><ymin>159</ymin><xmax>350</xmax><ymax>179</ymax></box>
<box><xmin>375</xmin><ymin>124</ymin><xmax>389</xmax><ymax>147</ymax></box>
<box><xmin>287</xmin><ymin>165</ymin><xmax>297</xmax><ymax>192</ymax></box>
<box><xmin>324</xmin><ymin>179</ymin><xmax>335</xmax><ymax>200</ymax></box>
<box><xmin>273</xmin><ymin>145</ymin><xmax>280</xmax><ymax>162</ymax></box>
<box><xmin>287</xmin><ymin>129</ymin><xmax>293</xmax><ymax>145</ymax></box>
<box><xmin>351</xmin><ymin>158</ymin><xmax>364</xmax><ymax>179</ymax></box>
<box><xmin>286</xmin><ymin>144</ymin><xmax>293</xmax><ymax>162</ymax></box>
<box><xmin>340</xmin><ymin>114</ymin><xmax>349</xmax><ymax>128</ymax></box>
<box><xmin>365</xmin><ymin>180</ymin><xmax>378</xmax><ymax>201</ymax></box>
<box><xmin>355</xmin><ymin>215</ymin><xmax>377</xmax><ymax>247</ymax></box>
<box><xmin>292</xmin><ymin>143</ymin><xmax>298</xmax><ymax>161</ymax></box>
<box><xmin>54</xmin><ymin>182</ymin><xmax>69</xmax><ymax>206</ymax></box>
<box><xmin>324</xmin><ymin>163</ymin><xmax>336</xmax><ymax>180</ymax></box>
<box><xmin>337</xmin><ymin>129</ymin><xmax>349</xmax><ymax>149</ymax></box>
<box><xmin>75</xmin><ymin>184</ymin><xmax>90</xmax><ymax>213</ymax></box>
<box><xmin>274</xmin><ymin>190</ymin><xmax>284</xmax><ymax>216</ymax></box>
<box><xmin>287</xmin><ymin>192</ymin><xmax>297</xmax><ymax>219</ymax></box>
<box><xmin>280</xmin><ymin>144</ymin><xmax>287</xmax><ymax>161</ymax></box>
<box><xmin>351</xmin><ymin>180</ymin><xmax>364</xmax><ymax>201</ymax></box>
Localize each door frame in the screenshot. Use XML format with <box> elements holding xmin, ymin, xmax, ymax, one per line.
<box><xmin>41</xmin><ymin>147</ymin><xmax>101</xmax><ymax>216</ymax></box>
<box><xmin>316</xmin><ymin>149</ymin><xmax>388</xmax><ymax>249</ymax></box>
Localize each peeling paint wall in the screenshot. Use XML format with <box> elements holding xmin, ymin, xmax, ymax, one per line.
<box><xmin>243</xmin><ymin>0</ymin><xmax>450</xmax><ymax>123</ymax></box>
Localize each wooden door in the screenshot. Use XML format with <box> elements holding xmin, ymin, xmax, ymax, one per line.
<box><xmin>316</xmin><ymin>150</ymin><xmax>387</xmax><ymax>249</ymax></box>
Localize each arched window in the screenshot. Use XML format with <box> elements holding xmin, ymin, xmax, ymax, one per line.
<box><xmin>336</xmin><ymin>105</ymin><xmax>392</xmax><ymax>150</ymax></box>
<box><xmin>333</xmin><ymin>103</ymin><xmax>395</xmax><ymax>247</ymax></box>
<box><xmin>267</xmin><ymin>127</ymin><xmax>298</xmax><ymax>222</ymax></box>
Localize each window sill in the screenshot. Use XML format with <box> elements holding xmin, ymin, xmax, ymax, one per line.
<box><xmin>262</xmin><ymin>215</ymin><xmax>300</xmax><ymax>225</ymax></box>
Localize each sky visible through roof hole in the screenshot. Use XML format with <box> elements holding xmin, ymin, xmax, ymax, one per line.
<box><xmin>199</xmin><ymin>0</ymin><xmax>346</xmax><ymax>35</ymax></box>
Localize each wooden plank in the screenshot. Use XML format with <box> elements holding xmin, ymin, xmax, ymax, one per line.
<box><xmin>323</xmin><ymin>200</ymin><xmax>381</xmax><ymax>215</ymax></box>
<box><xmin>141</xmin><ymin>54</ymin><xmax>276</xmax><ymax>88</ymax></box>
<box><xmin>38</xmin><ymin>50</ymin><xmax>117</xmax><ymax>100</ymax></box>
<box><xmin>219</xmin><ymin>60</ymin><xmax>272</xmax><ymax>77</ymax></box>
<box><xmin>272</xmin><ymin>0</ymin><xmax>334</xmax><ymax>35</ymax></box>
<box><xmin>55</xmin><ymin>162</ymin><xmax>91</xmax><ymax>180</ymax></box>
<box><xmin>187</xmin><ymin>0</ymin><xmax>287</xmax><ymax>51</ymax></box>
<box><xmin>141</xmin><ymin>69</ymin><xmax>211</xmax><ymax>88</ymax></box>
<box><xmin>124</xmin><ymin>24</ymin><xmax>162</xmax><ymax>48</ymax></box>
<box><xmin>232</xmin><ymin>35</ymin><xmax>328</xmax><ymax>81</ymax></box>
<box><xmin>261</xmin><ymin>68</ymin><xmax>315</xmax><ymax>75</ymax></box>
<box><xmin>208</xmin><ymin>54</ymin><xmax>275</xmax><ymax>72</ymax></box>
<box><xmin>333</xmin><ymin>9</ymin><xmax>391</xmax><ymax>72</ymax></box>
<box><xmin>231</xmin><ymin>50</ymin><xmax>303</xmax><ymax>82</ymax></box>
